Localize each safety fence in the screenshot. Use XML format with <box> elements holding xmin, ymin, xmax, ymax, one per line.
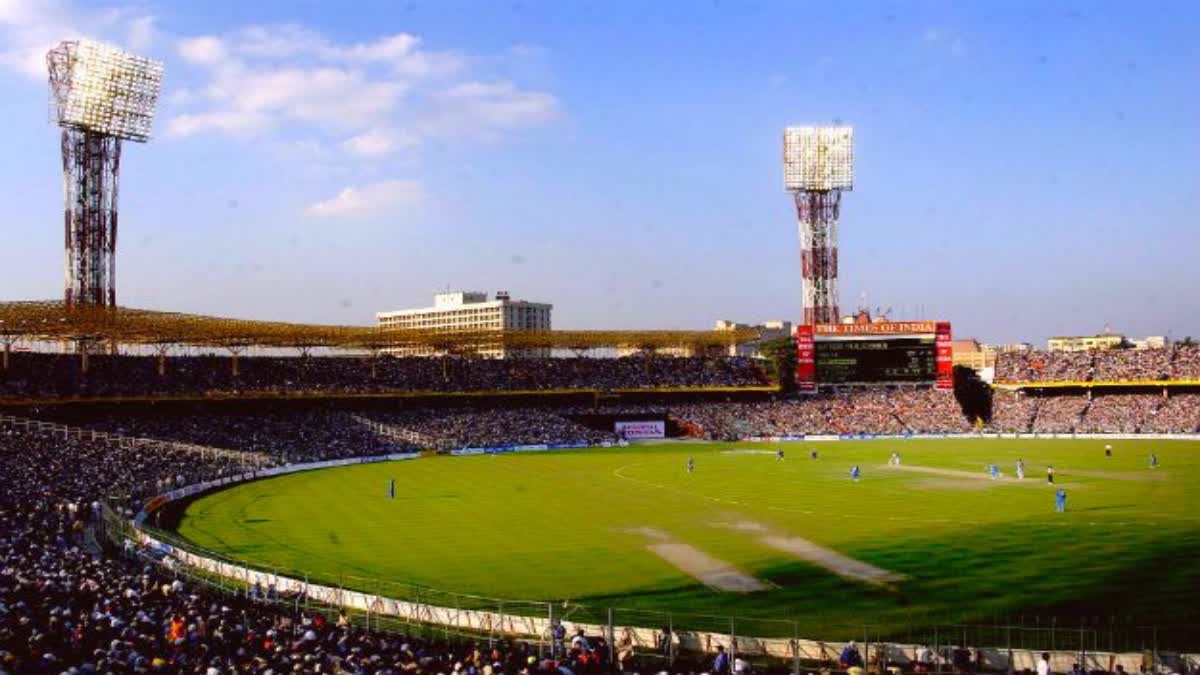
<box><xmin>110</xmin><ymin>455</ymin><xmax>1200</xmax><ymax>674</ymax></box>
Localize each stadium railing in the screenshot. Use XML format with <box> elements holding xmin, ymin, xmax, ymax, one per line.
<box><xmin>0</xmin><ymin>413</ymin><xmax>270</xmax><ymax>466</ymax></box>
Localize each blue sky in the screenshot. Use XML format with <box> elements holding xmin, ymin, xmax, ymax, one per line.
<box><xmin>1</xmin><ymin>0</ymin><xmax>1197</xmax><ymax>345</ymax></box>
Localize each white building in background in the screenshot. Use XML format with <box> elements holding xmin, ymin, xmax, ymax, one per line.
<box><xmin>376</xmin><ymin>291</ymin><xmax>552</xmax><ymax>358</ymax></box>
<box><xmin>714</xmin><ymin>319</ymin><xmax>793</xmax><ymax>358</ymax></box>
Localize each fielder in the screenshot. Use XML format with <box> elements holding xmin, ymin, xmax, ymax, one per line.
<box><xmin>1105</xmin><ymin>444</ymin><xmax>1113</xmax><ymax>457</ymax></box>
<box><xmin>850</xmin><ymin>464</ymin><xmax>861</xmax><ymax>482</ymax></box>
<box><xmin>1055</xmin><ymin>488</ymin><xmax>1067</xmax><ymax>513</ymax></box>
<box><xmin>1046</xmin><ymin>465</ymin><xmax>1055</xmax><ymax>484</ymax></box>
<box><xmin>776</xmin><ymin>448</ymin><xmax>785</xmax><ymax>461</ymax></box>
<box><xmin>1150</xmin><ymin>452</ymin><xmax>1159</xmax><ymax>469</ymax></box>
<box><xmin>687</xmin><ymin>456</ymin><xmax>695</xmax><ymax>474</ymax></box>
<box><xmin>1016</xmin><ymin>459</ymin><xmax>1025</xmax><ymax>481</ymax></box>
<box><xmin>988</xmin><ymin>464</ymin><xmax>1000</xmax><ymax>480</ymax></box>
<box><xmin>889</xmin><ymin>451</ymin><xmax>901</xmax><ymax>466</ymax></box>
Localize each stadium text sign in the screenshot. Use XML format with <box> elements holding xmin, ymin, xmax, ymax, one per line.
<box><xmin>615</xmin><ymin>421</ymin><xmax>666</xmax><ymax>439</ymax></box>
<box><xmin>815</xmin><ymin>321</ymin><xmax>936</xmax><ymax>336</ymax></box>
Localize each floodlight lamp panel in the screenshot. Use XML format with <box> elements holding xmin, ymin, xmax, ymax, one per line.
<box><xmin>783</xmin><ymin>126</ymin><xmax>854</xmax><ymax>192</ymax></box>
<box><xmin>48</xmin><ymin>39</ymin><xmax>164</xmax><ymax>142</ymax></box>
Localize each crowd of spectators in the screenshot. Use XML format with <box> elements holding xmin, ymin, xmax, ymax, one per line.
<box><xmin>1029</xmin><ymin>396</ymin><xmax>1090</xmax><ymax>434</ymax></box>
<box><xmin>670</xmin><ymin>391</ymin><xmax>968</xmax><ymax>440</ymax></box>
<box><xmin>987</xmin><ymin>392</ymin><xmax>1039</xmax><ymax>433</ymax></box>
<box><xmin>1074</xmin><ymin>395</ymin><xmax>1162</xmax><ymax>434</ymax></box>
<box><xmin>889</xmin><ymin>390</ymin><xmax>974</xmax><ymax>434</ymax></box>
<box><xmin>996</xmin><ymin>350</ymin><xmax>1096</xmax><ymax>383</ymax></box>
<box><xmin>1091</xmin><ymin>350</ymin><xmax>1172</xmax><ymax>382</ymax></box>
<box><xmin>361</xmin><ymin>409</ymin><xmax>618</xmax><ymax>450</ymax></box>
<box><xmin>4</xmin><ymin>376</ymin><xmax>1200</xmax><ymax>673</ymax></box>
<box><xmin>989</xmin><ymin>392</ymin><xmax>1200</xmax><ymax>434</ymax></box>
<box><xmin>0</xmin><ymin>422</ymin><xmax>621</xmax><ymax>675</ymax></box>
<box><xmin>1140</xmin><ymin>394</ymin><xmax>1200</xmax><ymax>434</ymax></box>
<box><xmin>995</xmin><ymin>345</ymin><xmax>1200</xmax><ymax>383</ymax></box>
<box><xmin>0</xmin><ymin>354</ymin><xmax>766</xmax><ymax>401</ymax></box>
<box><xmin>1172</xmin><ymin>346</ymin><xmax>1200</xmax><ymax>379</ymax></box>
<box><xmin>60</xmin><ymin>411</ymin><xmax>415</xmax><ymax>464</ymax></box>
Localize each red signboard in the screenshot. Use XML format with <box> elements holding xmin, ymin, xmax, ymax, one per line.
<box><xmin>935</xmin><ymin>321</ymin><xmax>953</xmax><ymax>390</ymax></box>
<box><xmin>794</xmin><ymin>324</ymin><xmax>816</xmax><ymax>392</ymax></box>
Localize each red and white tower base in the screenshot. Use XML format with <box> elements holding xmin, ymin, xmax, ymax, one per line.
<box><xmin>794</xmin><ymin>190</ymin><xmax>841</xmax><ymax>325</ymax></box>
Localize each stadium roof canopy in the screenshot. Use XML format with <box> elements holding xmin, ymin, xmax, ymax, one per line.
<box><xmin>0</xmin><ymin>300</ymin><xmax>764</xmax><ymax>353</ymax></box>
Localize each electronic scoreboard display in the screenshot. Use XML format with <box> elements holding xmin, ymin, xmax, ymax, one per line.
<box><xmin>815</xmin><ymin>337</ymin><xmax>938</xmax><ymax>384</ymax></box>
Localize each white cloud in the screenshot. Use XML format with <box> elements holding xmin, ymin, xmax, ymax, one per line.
<box><xmin>166</xmin><ymin>23</ymin><xmax>556</xmax><ymax>149</ymax></box>
<box><xmin>423</xmin><ymin>80</ymin><xmax>559</xmax><ymax>140</ymax></box>
<box><xmin>167</xmin><ymin>110</ymin><xmax>270</xmax><ymax>138</ymax></box>
<box><xmin>178</xmin><ymin>35</ymin><xmax>225</xmax><ymax>65</ymax></box>
<box><xmin>305</xmin><ymin>179</ymin><xmax>425</xmax><ymax>217</ymax></box>
<box><xmin>340</xmin><ymin>128</ymin><xmax>418</xmax><ymax>157</ymax></box>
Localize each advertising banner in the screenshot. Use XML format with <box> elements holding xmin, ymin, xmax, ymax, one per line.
<box><xmin>935</xmin><ymin>321</ymin><xmax>953</xmax><ymax>389</ymax></box>
<box><xmin>614</xmin><ymin>420</ymin><xmax>666</xmax><ymax>439</ymax></box>
<box><xmin>815</xmin><ymin>321</ymin><xmax>936</xmax><ymax>336</ymax></box>
<box><xmin>795</xmin><ymin>324</ymin><xmax>816</xmax><ymax>392</ymax></box>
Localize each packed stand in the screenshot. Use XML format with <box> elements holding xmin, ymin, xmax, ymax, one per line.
<box><xmin>987</xmin><ymin>391</ymin><xmax>1039</xmax><ymax>433</ymax></box>
<box><xmin>59</xmin><ymin>410</ymin><xmax>415</xmax><ymax>463</ymax></box>
<box><xmin>0</xmin><ymin>422</ymin><xmax>615</xmax><ymax>675</ymax></box>
<box><xmin>996</xmin><ymin>345</ymin><xmax>1200</xmax><ymax>384</ymax></box>
<box><xmin>1075</xmin><ymin>394</ymin><xmax>1162</xmax><ymax>434</ymax></box>
<box><xmin>890</xmin><ymin>390</ymin><xmax>972</xmax><ymax>433</ymax></box>
<box><xmin>1030</xmin><ymin>395</ymin><xmax>1089</xmax><ymax>433</ymax></box>
<box><xmin>826</xmin><ymin>392</ymin><xmax>906</xmax><ymax>435</ymax></box>
<box><xmin>673</xmin><ymin>400</ymin><xmax>838</xmax><ymax>440</ymax></box>
<box><xmin>1092</xmin><ymin>349</ymin><xmax>1172</xmax><ymax>382</ymax></box>
<box><xmin>361</xmin><ymin>408</ymin><xmax>618</xmax><ymax>450</ymax></box>
<box><xmin>1141</xmin><ymin>394</ymin><xmax>1200</xmax><ymax>433</ymax></box>
<box><xmin>671</xmin><ymin>392</ymin><xmax>957</xmax><ymax>440</ymax></box>
<box><xmin>995</xmin><ymin>350</ymin><xmax>1094</xmax><ymax>383</ymax></box>
<box><xmin>0</xmin><ymin>353</ymin><xmax>766</xmax><ymax>400</ymax></box>
<box><xmin>1171</xmin><ymin>346</ymin><xmax>1200</xmax><ymax>379</ymax></box>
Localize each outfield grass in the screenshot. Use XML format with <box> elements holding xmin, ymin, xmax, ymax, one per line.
<box><xmin>176</xmin><ymin>439</ymin><xmax>1200</xmax><ymax>640</ymax></box>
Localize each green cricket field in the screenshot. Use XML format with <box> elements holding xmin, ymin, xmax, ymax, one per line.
<box><xmin>175</xmin><ymin>438</ymin><xmax>1200</xmax><ymax>640</ymax></box>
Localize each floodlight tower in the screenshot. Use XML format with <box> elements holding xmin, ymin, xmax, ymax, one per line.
<box><xmin>783</xmin><ymin>126</ymin><xmax>854</xmax><ymax>325</ymax></box>
<box><xmin>47</xmin><ymin>40</ymin><xmax>163</xmax><ymax>308</ymax></box>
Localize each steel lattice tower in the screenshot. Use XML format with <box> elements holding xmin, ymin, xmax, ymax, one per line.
<box><xmin>783</xmin><ymin>126</ymin><xmax>854</xmax><ymax>326</ymax></box>
<box><xmin>47</xmin><ymin>40</ymin><xmax>162</xmax><ymax>308</ymax></box>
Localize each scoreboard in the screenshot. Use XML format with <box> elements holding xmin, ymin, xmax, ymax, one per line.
<box><xmin>796</xmin><ymin>321</ymin><xmax>953</xmax><ymax>390</ymax></box>
<box><xmin>815</xmin><ymin>337</ymin><xmax>937</xmax><ymax>384</ymax></box>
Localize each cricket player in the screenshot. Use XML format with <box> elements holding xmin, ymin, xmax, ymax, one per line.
<box><xmin>687</xmin><ymin>456</ymin><xmax>695</xmax><ymax>474</ymax></box>
<box><xmin>850</xmin><ymin>465</ymin><xmax>861</xmax><ymax>481</ymax></box>
<box><xmin>1105</xmin><ymin>444</ymin><xmax>1113</xmax><ymax>457</ymax></box>
<box><xmin>1016</xmin><ymin>459</ymin><xmax>1025</xmax><ymax>481</ymax></box>
<box><xmin>1046</xmin><ymin>465</ymin><xmax>1055</xmax><ymax>484</ymax></box>
<box><xmin>1150</xmin><ymin>452</ymin><xmax>1159</xmax><ymax>469</ymax></box>
<box><xmin>889</xmin><ymin>451</ymin><xmax>901</xmax><ymax>466</ymax></box>
<box><xmin>1055</xmin><ymin>488</ymin><xmax>1067</xmax><ymax>513</ymax></box>
<box><xmin>810</xmin><ymin>449</ymin><xmax>819</xmax><ymax>460</ymax></box>
<box><xmin>989</xmin><ymin>464</ymin><xmax>1000</xmax><ymax>480</ymax></box>
<box><xmin>776</xmin><ymin>448</ymin><xmax>785</xmax><ymax>461</ymax></box>
<box><xmin>387</xmin><ymin>479</ymin><xmax>395</xmax><ymax>499</ymax></box>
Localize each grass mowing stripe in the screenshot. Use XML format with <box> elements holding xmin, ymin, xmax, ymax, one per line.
<box><xmin>176</xmin><ymin>438</ymin><xmax>1200</xmax><ymax>639</ymax></box>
